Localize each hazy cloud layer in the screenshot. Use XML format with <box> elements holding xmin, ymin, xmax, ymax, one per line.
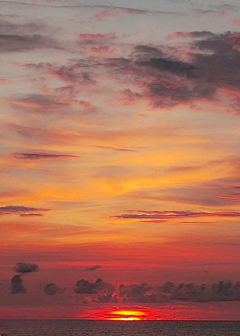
<box><xmin>128</xmin><ymin>176</ymin><xmax>240</xmax><ymax>207</ymax></box>
<box><xmin>0</xmin><ymin>34</ymin><xmax>60</xmax><ymax>53</ymax></box>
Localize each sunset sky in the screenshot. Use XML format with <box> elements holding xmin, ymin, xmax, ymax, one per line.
<box><xmin>1</xmin><ymin>0</ymin><xmax>240</xmax><ymax>320</ymax></box>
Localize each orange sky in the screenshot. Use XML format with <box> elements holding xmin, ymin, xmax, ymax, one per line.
<box><xmin>1</xmin><ymin>0</ymin><xmax>240</xmax><ymax>320</ymax></box>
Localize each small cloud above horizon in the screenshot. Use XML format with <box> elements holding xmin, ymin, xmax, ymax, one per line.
<box><xmin>85</xmin><ymin>265</ymin><xmax>101</xmax><ymax>272</ymax></box>
<box><xmin>14</xmin><ymin>262</ymin><xmax>39</xmax><ymax>274</ymax></box>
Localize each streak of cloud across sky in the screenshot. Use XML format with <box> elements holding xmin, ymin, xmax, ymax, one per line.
<box><xmin>1</xmin><ymin>0</ymin><xmax>240</xmax><ymax>320</ymax></box>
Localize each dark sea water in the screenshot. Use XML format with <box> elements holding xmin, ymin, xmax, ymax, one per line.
<box><xmin>0</xmin><ymin>320</ymin><xmax>240</xmax><ymax>336</ymax></box>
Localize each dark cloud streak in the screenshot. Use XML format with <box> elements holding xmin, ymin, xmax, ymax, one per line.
<box><xmin>0</xmin><ymin>206</ymin><xmax>49</xmax><ymax>216</ymax></box>
<box><xmin>13</xmin><ymin>152</ymin><xmax>77</xmax><ymax>160</ymax></box>
<box><xmin>112</xmin><ymin>210</ymin><xmax>240</xmax><ymax>220</ymax></box>
<box><xmin>85</xmin><ymin>265</ymin><xmax>101</xmax><ymax>272</ymax></box>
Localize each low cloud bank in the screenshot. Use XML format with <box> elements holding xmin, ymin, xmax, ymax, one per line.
<box><xmin>9</xmin><ymin>268</ymin><xmax>240</xmax><ymax>303</ymax></box>
<box><xmin>82</xmin><ymin>280</ymin><xmax>240</xmax><ymax>303</ymax></box>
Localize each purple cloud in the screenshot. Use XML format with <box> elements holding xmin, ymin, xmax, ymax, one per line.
<box><xmin>0</xmin><ymin>206</ymin><xmax>49</xmax><ymax>217</ymax></box>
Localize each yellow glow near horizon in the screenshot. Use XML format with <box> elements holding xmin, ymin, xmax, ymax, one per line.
<box><xmin>98</xmin><ymin>310</ymin><xmax>149</xmax><ymax>320</ymax></box>
<box><xmin>108</xmin><ymin>310</ymin><xmax>148</xmax><ymax>316</ymax></box>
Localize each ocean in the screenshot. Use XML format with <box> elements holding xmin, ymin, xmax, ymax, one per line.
<box><xmin>0</xmin><ymin>320</ymin><xmax>240</xmax><ymax>336</ymax></box>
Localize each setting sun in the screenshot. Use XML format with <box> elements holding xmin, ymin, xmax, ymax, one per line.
<box><xmin>110</xmin><ymin>317</ymin><xmax>140</xmax><ymax>321</ymax></box>
<box><xmin>97</xmin><ymin>309</ymin><xmax>151</xmax><ymax>321</ymax></box>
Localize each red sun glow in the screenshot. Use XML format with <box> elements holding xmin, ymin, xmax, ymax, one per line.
<box><xmin>97</xmin><ymin>309</ymin><xmax>153</xmax><ymax>321</ymax></box>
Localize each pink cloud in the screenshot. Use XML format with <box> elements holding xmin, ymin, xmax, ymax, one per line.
<box><xmin>94</xmin><ymin>10</ymin><xmax>121</xmax><ymax>19</ymax></box>
<box><xmin>80</xmin><ymin>46</ymin><xmax>116</xmax><ymax>57</ymax></box>
<box><xmin>166</xmin><ymin>32</ymin><xmax>192</xmax><ymax>39</ymax></box>
<box><xmin>0</xmin><ymin>79</ymin><xmax>11</xmax><ymax>83</ymax></box>
<box><xmin>166</xmin><ymin>31</ymin><xmax>214</xmax><ymax>39</ymax></box>
<box><xmin>232</xmin><ymin>19</ymin><xmax>240</xmax><ymax>26</ymax></box>
<box><xmin>90</xmin><ymin>46</ymin><xmax>116</xmax><ymax>56</ymax></box>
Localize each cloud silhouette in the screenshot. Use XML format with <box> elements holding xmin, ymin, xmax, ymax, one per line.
<box><xmin>14</xmin><ymin>262</ymin><xmax>39</xmax><ymax>274</ymax></box>
<box><xmin>75</xmin><ymin>278</ymin><xmax>114</xmax><ymax>294</ymax></box>
<box><xmin>85</xmin><ymin>265</ymin><xmax>101</xmax><ymax>272</ymax></box>
<box><xmin>119</xmin><ymin>282</ymin><xmax>155</xmax><ymax>303</ymax></box>
<box><xmin>11</xmin><ymin>275</ymin><xmax>26</xmax><ymax>294</ymax></box>
<box><xmin>43</xmin><ymin>283</ymin><xmax>66</xmax><ymax>295</ymax></box>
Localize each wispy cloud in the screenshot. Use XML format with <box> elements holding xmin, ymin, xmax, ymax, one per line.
<box><xmin>0</xmin><ymin>206</ymin><xmax>49</xmax><ymax>217</ymax></box>
<box><xmin>112</xmin><ymin>210</ymin><xmax>240</xmax><ymax>220</ymax></box>
<box><xmin>77</xmin><ymin>33</ymin><xmax>118</xmax><ymax>41</ymax></box>
<box><xmin>12</xmin><ymin>152</ymin><xmax>77</xmax><ymax>160</ymax></box>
